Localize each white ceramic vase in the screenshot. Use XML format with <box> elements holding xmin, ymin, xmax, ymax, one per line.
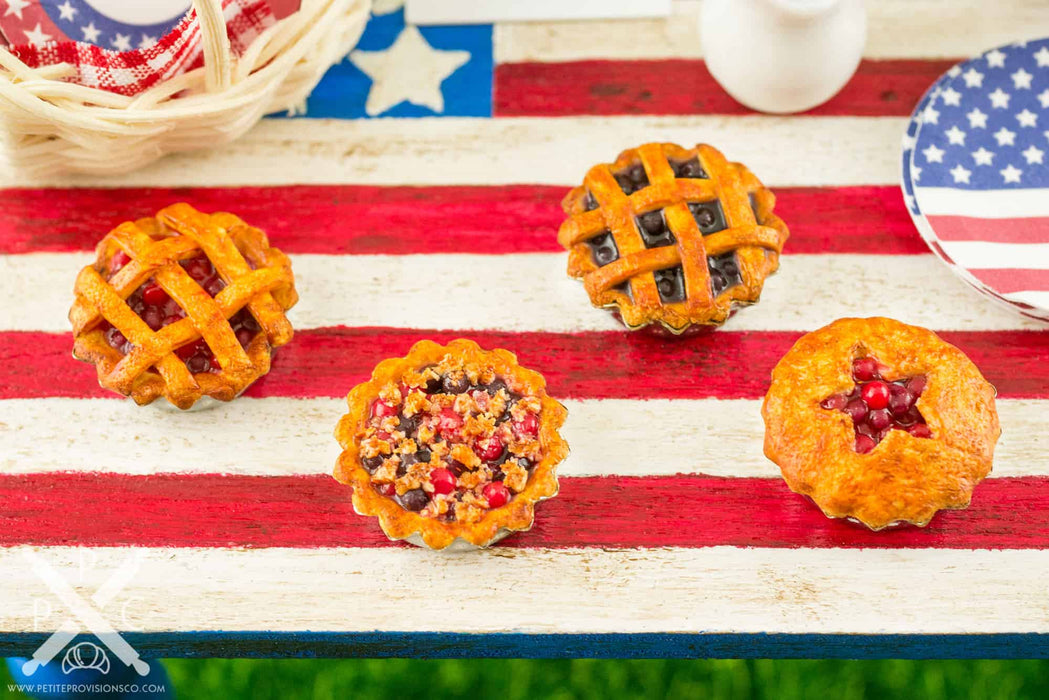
<box><xmin>700</xmin><ymin>0</ymin><xmax>867</xmax><ymax>114</ymax></box>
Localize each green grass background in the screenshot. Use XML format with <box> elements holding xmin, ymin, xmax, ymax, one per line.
<box><xmin>4</xmin><ymin>659</ymin><xmax>1049</xmax><ymax>698</ymax></box>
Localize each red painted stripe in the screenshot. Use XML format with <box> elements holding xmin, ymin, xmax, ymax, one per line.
<box><xmin>0</xmin><ymin>473</ymin><xmax>1045</xmax><ymax>549</ymax></box>
<box><xmin>495</xmin><ymin>59</ymin><xmax>956</xmax><ymax>117</ymax></box>
<box><xmin>0</xmin><ymin>185</ymin><xmax>927</xmax><ymax>255</ymax></box>
<box><xmin>968</xmin><ymin>268</ymin><xmax>1049</xmax><ymax>295</ymax></box>
<box><xmin>924</xmin><ymin>216</ymin><xmax>1049</xmax><ymax>244</ymax></box>
<box><xmin>4</xmin><ymin>328</ymin><xmax>1048</xmax><ymax>400</ymax></box>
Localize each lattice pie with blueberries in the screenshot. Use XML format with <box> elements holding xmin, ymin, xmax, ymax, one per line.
<box><xmin>69</xmin><ymin>203</ymin><xmax>297</xmax><ymax>410</ymax></box>
<box><xmin>558</xmin><ymin>142</ymin><xmax>789</xmax><ymax>333</ymax></box>
<box><xmin>334</xmin><ymin>339</ymin><xmax>569</xmax><ymax>550</ymax></box>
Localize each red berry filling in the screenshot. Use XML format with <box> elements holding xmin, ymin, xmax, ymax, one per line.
<box><xmin>820</xmin><ymin>356</ymin><xmax>930</xmax><ymax>454</ymax></box>
<box><xmin>98</xmin><ymin>252</ymin><xmax>261</xmax><ymax>374</ymax></box>
<box><xmin>357</xmin><ymin>361</ymin><xmax>544</xmax><ymax>524</ymax></box>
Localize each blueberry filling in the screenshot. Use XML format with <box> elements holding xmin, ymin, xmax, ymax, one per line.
<box><xmin>583</xmin><ymin>191</ymin><xmax>599</xmax><ymax>211</ymax></box>
<box><xmin>654</xmin><ymin>266</ymin><xmax>686</xmax><ymax>303</ymax></box>
<box><xmin>635</xmin><ymin>210</ymin><xmax>675</xmax><ymax>248</ymax></box>
<box><xmin>615</xmin><ymin>164</ymin><xmax>649</xmax><ymax>195</ymax></box>
<box><xmin>688</xmin><ymin>201</ymin><xmax>727</xmax><ymax>235</ymax></box>
<box><xmin>588</xmin><ymin>231</ymin><xmax>619</xmax><ymax>266</ymax></box>
<box><xmin>708</xmin><ymin>253</ymin><xmax>742</xmax><ymax>297</ymax></box>
<box><xmin>672</xmin><ymin>157</ymin><xmax>708</xmax><ymax>179</ymax></box>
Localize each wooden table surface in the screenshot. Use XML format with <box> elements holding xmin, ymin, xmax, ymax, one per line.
<box><xmin>2</xmin><ymin>0</ymin><xmax>1049</xmax><ymax>659</ymax></box>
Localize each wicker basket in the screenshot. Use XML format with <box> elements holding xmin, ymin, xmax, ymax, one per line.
<box><xmin>0</xmin><ymin>0</ymin><xmax>371</xmax><ymax>177</ymax></box>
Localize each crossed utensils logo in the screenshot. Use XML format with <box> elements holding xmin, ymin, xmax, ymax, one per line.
<box><xmin>21</xmin><ymin>550</ymin><xmax>150</xmax><ymax>677</ymax></box>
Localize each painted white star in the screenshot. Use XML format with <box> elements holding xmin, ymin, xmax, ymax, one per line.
<box><xmin>1039</xmin><ymin>89</ymin><xmax>1049</xmax><ymax>109</ymax></box>
<box><xmin>349</xmin><ymin>25</ymin><xmax>470</xmax><ymax>116</ymax></box>
<box><xmin>1011</xmin><ymin>68</ymin><xmax>1033</xmax><ymax>89</ymax></box>
<box><xmin>1022</xmin><ymin>145</ymin><xmax>1045</xmax><ymax>164</ymax></box>
<box><xmin>966</xmin><ymin>108</ymin><xmax>988</xmax><ymax>129</ymax></box>
<box><xmin>949</xmin><ymin>164</ymin><xmax>972</xmax><ymax>183</ymax></box>
<box><xmin>940</xmin><ymin>86</ymin><xmax>962</xmax><ymax>106</ymax></box>
<box><xmin>111</xmin><ymin>33</ymin><xmax>132</xmax><ymax>51</ymax></box>
<box><xmin>962</xmin><ymin>68</ymin><xmax>984</xmax><ymax>88</ymax></box>
<box><xmin>22</xmin><ymin>23</ymin><xmax>52</xmax><ymax>46</ymax></box>
<box><xmin>3</xmin><ymin>0</ymin><xmax>30</xmax><ymax>20</ymax></box>
<box><xmin>1035</xmin><ymin>46</ymin><xmax>1049</xmax><ymax>67</ymax></box>
<box><xmin>988</xmin><ymin>87</ymin><xmax>1011</xmax><ymax>108</ymax></box>
<box><xmin>904</xmin><ymin>193</ymin><xmax>916</xmax><ymax>211</ymax></box>
<box><xmin>902</xmin><ymin>133</ymin><xmax>916</xmax><ymax>151</ymax></box>
<box><xmin>922</xmin><ymin>144</ymin><xmax>945</xmax><ymax>163</ymax></box>
<box><xmin>138</xmin><ymin>34</ymin><xmax>157</xmax><ymax>50</ymax></box>
<box><xmin>1000</xmin><ymin>164</ymin><xmax>1022</xmax><ymax>183</ymax></box>
<box><xmin>922</xmin><ymin>105</ymin><xmax>940</xmax><ymax>125</ymax></box>
<box><xmin>1017</xmin><ymin>109</ymin><xmax>1038</xmax><ymax>128</ymax></box>
<box><xmin>56</xmin><ymin>0</ymin><xmax>76</xmax><ymax>21</ymax></box>
<box><xmin>948</xmin><ymin>64</ymin><xmax>962</xmax><ymax>78</ymax></box>
<box><xmin>80</xmin><ymin>22</ymin><xmax>101</xmax><ymax>43</ymax></box>
<box><xmin>972</xmin><ymin>147</ymin><xmax>995</xmax><ymax>166</ymax></box>
<box><xmin>986</xmin><ymin>48</ymin><xmax>1007</xmax><ymax>67</ymax></box>
<box><xmin>945</xmin><ymin>125</ymin><xmax>967</xmax><ymax>145</ymax></box>
<box><xmin>994</xmin><ymin>127</ymin><xmax>1017</xmax><ymax>146</ymax></box>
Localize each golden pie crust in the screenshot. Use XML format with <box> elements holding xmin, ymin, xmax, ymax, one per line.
<box><xmin>334</xmin><ymin>338</ymin><xmax>569</xmax><ymax>550</ymax></box>
<box><xmin>762</xmin><ymin>317</ymin><xmax>1000</xmax><ymax>530</ymax></box>
<box><xmin>69</xmin><ymin>203</ymin><xmax>297</xmax><ymax>409</ymax></box>
<box><xmin>558</xmin><ymin>142</ymin><xmax>788</xmax><ymax>333</ymax></box>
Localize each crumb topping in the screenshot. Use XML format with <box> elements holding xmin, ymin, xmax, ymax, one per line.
<box><xmin>354</xmin><ymin>352</ymin><xmax>544</xmax><ymax>523</ymax></box>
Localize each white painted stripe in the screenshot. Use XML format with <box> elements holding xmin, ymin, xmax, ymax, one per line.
<box><xmin>915</xmin><ymin>187</ymin><xmax>1049</xmax><ymax>218</ymax></box>
<box><xmin>494</xmin><ymin>0</ymin><xmax>1049</xmax><ymax>62</ymax></box>
<box><xmin>1006</xmin><ymin>290</ymin><xmax>1049</xmax><ymax>310</ymax></box>
<box><xmin>3</xmin><ymin>546</ymin><xmax>1049</xmax><ymax>633</ymax></box>
<box><xmin>408</xmin><ymin>0</ymin><xmax>672</xmax><ymax>24</ymax></box>
<box><xmin>1</xmin><ymin>397</ymin><xmax>1041</xmax><ymax>478</ymax></box>
<box><xmin>0</xmin><ymin>116</ymin><xmax>905</xmax><ymax>189</ymax></box>
<box><xmin>6</xmin><ymin>252</ymin><xmax>1045</xmax><ymax>332</ymax></box>
<box><xmin>939</xmin><ymin>242</ymin><xmax>1049</xmax><ymax>269</ymax></box>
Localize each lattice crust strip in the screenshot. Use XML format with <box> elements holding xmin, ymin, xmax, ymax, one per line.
<box><xmin>70</xmin><ymin>203</ymin><xmax>298</xmax><ymax>409</ymax></box>
<box><xmin>558</xmin><ymin>143</ymin><xmax>789</xmax><ymax>332</ymax></box>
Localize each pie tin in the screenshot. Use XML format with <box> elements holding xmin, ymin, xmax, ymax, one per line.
<box><xmin>356</xmin><ymin>487</ymin><xmax>558</xmax><ymax>551</ymax></box>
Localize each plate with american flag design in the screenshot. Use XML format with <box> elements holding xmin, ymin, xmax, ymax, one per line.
<box><xmin>909</xmin><ymin>37</ymin><xmax>1049</xmax><ymax>321</ymax></box>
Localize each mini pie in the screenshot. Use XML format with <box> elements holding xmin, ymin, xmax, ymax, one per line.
<box><xmin>762</xmin><ymin>317</ymin><xmax>1000</xmax><ymax>530</ymax></box>
<box><xmin>558</xmin><ymin>142</ymin><xmax>789</xmax><ymax>333</ymax></box>
<box><xmin>334</xmin><ymin>338</ymin><xmax>569</xmax><ymax>550</ymax></box>
<box><xmin>69</xmin><ymin>203</ymin><xmax>298</xmax><ymax>410</ymax></box>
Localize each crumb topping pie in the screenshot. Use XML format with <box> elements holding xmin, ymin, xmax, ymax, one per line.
<box><xmin>762</xmin><ymin>317</ymin><xmax>1000</xmax><ymax>530</ymax></box>
<box><xmin>558</xmin><ymin>142</ymin><xmax>789</xmax><ymax>333</ymax></box>
<box><xmin>334</xmin><ymin>339</ymin><xmax>569</xmax><ymax>550</ymax></box>
<box><xmin>69</xmin><ymin>203</ymin><xmax>298</xmax><ymax>410</ymax></box>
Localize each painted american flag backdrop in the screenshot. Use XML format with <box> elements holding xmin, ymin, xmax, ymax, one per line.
<box><xmin>1</xmin><ymin>0</ymin><xmax>1049</xmax><ymax>659</ymax></box>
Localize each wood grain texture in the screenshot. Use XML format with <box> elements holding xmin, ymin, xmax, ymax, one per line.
<box><xmin>2</xmin><ymin>546</ymin><xmax>1049</xmax><ymax>634</ymax></box>
<box><xmin>1</xmin><ymin>398</ymin><xmax>1043</xmax><ymax>478</ymax></box>
<box><xmin>493</xmin><ymin>0</ymin><xmax>1049</xmax><ymax>62</ymax></box>
<box><xmin>0</xmin><ymin>185</ymin><xmax>929</xmax><ymax>256</ymax></box>
<box><xmin>0</xmin><ymin>116</ymin><xmax>906</xmax><ymax>188</ymax></box>
<box><xmin>1</xmin><ymin>474</ymin><xmax>1047</xmax><ymax>550</ymax></box>
<box><xmin>495</xmin><ymin>60</ymin><xmax>954</xmax><ymax>117</ymax></box>
<box><xmin>4</xmin><ymin>329</ymin><xmax>1048</xmax><ymax>400</ymax></box>
<box><xmin>5</xmin><ymin>252</ymin><xmax>1046</xmax><ymax>333</ymax></box>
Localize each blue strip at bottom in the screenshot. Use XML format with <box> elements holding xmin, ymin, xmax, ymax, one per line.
<box><xmin>0</xmin><ymin>633</ymin><xmax>1047</xmax><ymax>659</ymax></box>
